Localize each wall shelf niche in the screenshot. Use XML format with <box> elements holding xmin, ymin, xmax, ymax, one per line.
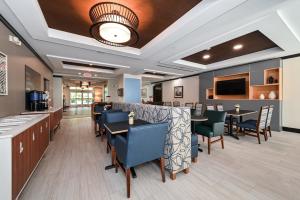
<box><xmin>250</xmin><ymin>67</ymin><xmax>281</xmax><ymax>100</ymax></box>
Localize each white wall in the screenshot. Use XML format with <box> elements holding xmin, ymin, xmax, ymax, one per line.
<box><xmin>282</xmin><ymin>57</ymin><xmax>300</xmax><ymax>129</ymax></box>
<box><xmin>63</xmin><ymin>86</ymin><xmax>70</xmax><ymax>106</ymax></box>
<box><xmin>162</xmin><ymin>76</ymin><xmax>199</xmax><ymax>106</ymax></box>
<box><xmin>53</xmin><ymin>77</ymin><xmax>63</xmax><ymax>108</ymax></box>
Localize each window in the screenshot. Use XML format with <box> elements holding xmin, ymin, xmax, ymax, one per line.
<box><xmin>70</xmin><ymin>87</ymin><xmax>94</xmax><ymax>106</ymax></box>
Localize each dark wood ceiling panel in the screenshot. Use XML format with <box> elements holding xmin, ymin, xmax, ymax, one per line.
<box><xmin>144</xmin><ymin>72</ymin><xmax>166</xmax><ymax>76</ymax></box>
<box><xmin>183</xmin><ymin>31</ymin><xmax>279</xmax><ymax>65</ymax></box>
<box><xmin>62</xmin><ymin>61</ymin><xmax>116</xmax><ymax>70</ymax></box>
<box><xmin>38</xmin><ymin>0</ymin><xmax>201</xmax><ymax>48</ymax></box>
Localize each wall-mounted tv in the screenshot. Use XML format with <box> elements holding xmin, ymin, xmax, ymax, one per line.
<box><xmin>216</xmin><ymin>78</ymin><xmax>246</xmax><ymax>95</ymax></box>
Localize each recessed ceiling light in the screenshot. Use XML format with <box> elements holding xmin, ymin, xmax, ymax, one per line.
<box><xmin>94</xmin><ymin>74</ymin><xmax>98</xmax><ymax>77</ymax></box>
<box><xmin>233</xmin><ymin>44</ymin><xmax>243</xmax><ymax>50</ymax></box>
<box><xmin>78</xmin><ymin>72</ymin><xmax>82</xmax><ymax>75</ymax></box>
<box><xmin>202</xmin><ymin>54</ymin><xmax>211</xmax><ymax>60</ymax></box>
<box><xmin>89</xmin><ymin>63</ymin><xmax>93</xmax><ymax>66</ymax></box>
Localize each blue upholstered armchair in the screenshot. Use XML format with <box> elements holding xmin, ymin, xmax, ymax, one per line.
<box><xmin>105</xmin><ymin>112</ymin><xmax>128</xmax><ymax>166</ymax></box>
<box><xmin>195</xmin><ymin>110</ymin><xmax>226</xmax><ymax>154</ymax></box>
<box><xmin>99</xmin><ymin>109</ymin><xmax>123</xmax><ymax>141</ymax></box>
<box><xmin>115</xmin><ymin>122</ymin><xmax>168</xmax><ymax>198</ymax></box>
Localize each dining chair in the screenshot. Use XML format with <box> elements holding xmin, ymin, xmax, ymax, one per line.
<box><xmin>115</xmin><ymin>122</ymin><xmax>168</xmax><ymax>198</ymax></box>
<box><xmin>94</xmin><ymin>104</ymin><xmax>105</xmax><ymax>133</ymax></box>
<box><xmin>195</xmin><ymin>103</ymin><xmax>203</xmax><ymax>113</ymax></box>
<box><xmin>195</xmin><ymin>110</ymin><xmax>226</xmax><ymax>154</ymax></box>
<box><xmin>173</xmin><ymin>101</ymin><xmax>180</xmax><ymax>107</ymax></box>
<box><xmin>216</xmin><ymin>104</ymin><xmax>237</xmax><ymax>133</ymax></box>
<box><xmin>185</xmin><ymin>102</ymin><xmax>194</xmax><ymax>109</ymax></box>
<box><xmin>100</xmin><ymin>109</ymin><xmax>123</xmax><ymax>141</ymax></box>
<box><xmin>265</xmin><ymin>105</ymin><xmax>274</xmax><ymax>138</ymax></box>
<box><xmin>105</xmin><ymin>112</ymin><xmax>129</xmax><ymax>166</ymax></box>
<box><xmin>164</xmin><ymin>102</ymin><xmax>172</xmax><ymax>106</ymax></box>
<box><xmin>236</xmin><ymin>106</ymin><xmax>269</xmax><ymax>144</ymax></box>
<box><xmin>216</xmin><ymin>104</ymin><xmax>224</xmax><ymax>111</ymax></box>
<box><xmin>206</xmin><ymin>105</ymin><xmax>215</xmax><ymax>111</ymax></box>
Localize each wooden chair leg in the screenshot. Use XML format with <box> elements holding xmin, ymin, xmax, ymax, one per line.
<box><xmin>192</xmin><ymin>158</ymin><xmax>197</xmax><ymax>163</ymax></box>
<box><xmin>208</xmin><ymin>138</ymin><xmax>211</xmax><ymax>154</ymax></box>
<box><xmin>220</xmin><ymin>135</ymin><xmax>224</xmax><ymax>149</ymax></box>
<box><xmin>269</xmin><ymin>126</ymin><xmax>272</xmax><ymax>137</ymax></box>
<box><xmin>263</xmin><ymin>129</ymin><xmax>268</xmax><ymax>141</ymax></box>
<box><xmin>160</xmin><ymin>157</ymin><xmax>165</xmax><ymax>183</ymax></box>
<box><xmin>101</xmin><ymin>129</ymin><xmax>105</xmax><ymax>142</ymax></box>
<box><xmin>106</xmin><ymin>142</ymin><xmax>109</xmax><ymax>154</ymax></box>
<box><xmin>202</xmin><ymin>135</ymin><xmax>205</xmax><ymax>142</ymax></box>
<box><xmin>170</xmin><ymin>173</ymin><xmax>176</xmax><ymax>180</ymax></box>
<box><xmin>257</xmin><ymin>131</ymin><xmax>261</xmax><ymax>144</ymax></box>
<box><xmin>115</xmin><ymin>161</ymin><xmax>119</xmax><ymax>173</ymax></box>
<box><xmin>111</xmin><ymin>146</ymin><xmax>116</xmax><ymax>165</ymax></box>
<box><xmin>126</xmin><ymin>168</ymin><xmax>131</xmax><ymax>198</ymax></box>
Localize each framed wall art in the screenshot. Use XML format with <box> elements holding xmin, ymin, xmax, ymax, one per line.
<box><xmin>0</xmin><ymin>52</ymin><xmax>8</xmax><ymax>95</ymax></box>
<box><xmin>174</xmin><ymin>86</ymin><xmax>183</xmax><ymax>98</ymax></box>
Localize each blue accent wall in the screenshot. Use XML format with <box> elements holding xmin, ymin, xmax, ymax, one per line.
<box><xmin>124</xmin><ymin>78</ymin><xmax>141</xmax><ymax>103</ymax></box>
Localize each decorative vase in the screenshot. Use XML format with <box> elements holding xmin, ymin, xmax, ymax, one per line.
<box><xmin>129</xmin><ymin>117</ymin><xmax>134</xmax><ymax>125</ymax></box>
<box><xmin>235</xmin><ymin>107</ymin><xmax>240</xmax><ymax>112</ymax></box>
<box><xmin>268</xmin><ymin>91</ymin><xmax>276</xmax><ymax>100</ymax></box>
<box><xmin>259</xmin><ymin>93</ymin><xmax>265</xmax><ymax>100</ymax></box>
<box><xmin>267</xmin><ymin>76</ymin><xmax>274</xmax><ymax>84</ymax></box>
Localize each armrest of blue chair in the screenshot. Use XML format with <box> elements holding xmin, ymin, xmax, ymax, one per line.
<box><xmin>115</xmin><ymin>135</ymin><xmax>127</xmax><ymax>164</ymax></box>
<box><xmin>212</xmin><ymin>122</ymin><xmax>225</xmax><ymax>136</ymax></box>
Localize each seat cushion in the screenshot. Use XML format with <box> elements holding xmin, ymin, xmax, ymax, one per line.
<box><xmin>237</xmin><ymin>120</ymin><xmax>257</xmax><ymax>130</ymax></box>
<box><xmin>191</xmin><ymin>145</ymin><xmax>198</xmax><ymax>159</ymax></box>
<box><xmin>191</xmin><ymin>134</ymin><xmax>198</xmax><ymax>146</ymax></box>
<box><xmin>195</xmin><ymin>125</ymin><xmax>213</xmax><ymax>137</ymax></box>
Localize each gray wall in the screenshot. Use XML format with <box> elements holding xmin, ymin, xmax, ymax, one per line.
<box><xmin>199</xmin><ymin>59</ymin><xmax>282</xmax><ymax>131</ymax></box>
<box><xmin>0</xmin><ymin>21</ymin><xmax>53</xmax><ymax>117</ymax></box>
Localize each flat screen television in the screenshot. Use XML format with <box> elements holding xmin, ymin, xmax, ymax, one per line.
<box><xmin>216</xmin><ymin>78</ymin><xmax>246</xmax><ymax>95</ymax></box>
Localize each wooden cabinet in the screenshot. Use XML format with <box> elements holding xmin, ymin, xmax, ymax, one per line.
<box><xmin>12</xmin><ymin>129</ymin><xmax>30</xmax><ymax>200</ymax></box>
<box><xmin>12</xmin><ymin>116</ymin><xmax>50</xmax><ymax>199</ymax></box>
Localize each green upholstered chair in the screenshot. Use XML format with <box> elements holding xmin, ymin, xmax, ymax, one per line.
<box><xmin>195</xmin><ymin>110</ymin><xmax>226</xmax><ymax>154</ymax></box>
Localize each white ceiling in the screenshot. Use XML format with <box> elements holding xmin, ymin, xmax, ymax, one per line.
<box><xmin>1</xmin><ymin>0</ymin><xmax>300</xmax><ymax>83</ymax></box>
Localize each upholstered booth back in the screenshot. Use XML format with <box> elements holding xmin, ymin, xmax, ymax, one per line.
<box><xmin>113</xmin><ymin>103</ymin><xmax>191</xmax><ymax>174</ymax></box>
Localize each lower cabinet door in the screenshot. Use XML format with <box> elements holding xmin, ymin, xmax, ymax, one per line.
<box><xmin>12</xmin><ymin>131</ymin><xmax>28</xmax><ymax>200</ymax></box>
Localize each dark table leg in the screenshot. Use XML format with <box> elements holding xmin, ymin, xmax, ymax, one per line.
<box><xmin>225</xmin><ymin>115</ymin><xmax>239</xmax><ymax>140</ymax></box>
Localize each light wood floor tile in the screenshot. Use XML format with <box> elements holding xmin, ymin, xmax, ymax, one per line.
<box><xmin>19</xmin><ymin>117</ymin><xmax>300</xmax><ymax>200</ymax></box>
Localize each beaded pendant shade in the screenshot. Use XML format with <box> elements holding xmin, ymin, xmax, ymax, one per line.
<box><xmin>89</xmin><ymin>2</ymin><xmax>139</xmax><ymax>47</ymax></box>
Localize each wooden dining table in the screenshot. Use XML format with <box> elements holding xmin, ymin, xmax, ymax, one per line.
<box><xmin>225</xmin><ymin>109</ymin><xmax>257</xmax><ymax>140</ymax></box>
<box><xmin>104</xmin><ymin>119</ymin><xmax>150</xmax><ymax>178</ymax></box>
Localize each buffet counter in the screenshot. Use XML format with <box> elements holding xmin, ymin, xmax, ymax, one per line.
<box><xmin>0</xmin><ymin>114</ymin><xmax>50</xmax><ymax>200</ymax></box>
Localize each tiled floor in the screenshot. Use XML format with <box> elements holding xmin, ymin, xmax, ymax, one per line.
<box><xmin>20</xmin><ymin>117</ymin><xmax>300</xmax><ymax>200</ymax></box>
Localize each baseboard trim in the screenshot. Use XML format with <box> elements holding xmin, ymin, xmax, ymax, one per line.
<box><xmin>282</xmin><ymin>127</ymin><xmax>300</xmax><ymax>133</ymax></box>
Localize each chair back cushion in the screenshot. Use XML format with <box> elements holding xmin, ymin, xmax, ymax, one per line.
<box><xmin>164</xmin><ymin>102</ymin><xmax>172</xmax><ymax>106</ymax></box>
<box><xmin>266</xmin><ymin>105</ymin><xmax>274</xmax><ymax>127</ymax></box>
<box><xmin>195</xmin><ymin>103</ymin><xmax>203</xmax><ymax>112</ymax></box>
<box><xmin>185</xmin><ymin>103</ymin><xmax>194</xmax><ymax>108</ymax></box>
<box><xmin>173</xmin><ymin>101</ymin><xmax>180</xmax><ymax>107</ymax></box>
<box><xmin>258</xmin><ymin>106</ymin><xmax>269</xmax><ymax>129</ymax></box>
<box><xmin>100</xmin><ymin>109</ymin><xmax>123</xmax><ymax>126</ymax></box>
<box><xmin>106</xmin><ymin>112</ymin><xmax>129</xmax><ymax>123</ymax></box>
<box><xmin>203</xmin><ymin>110</ymin><xmax>226</xmax><ymax>126</ymax></box>
<box><xmin>125</xmin><ymin>122</ymin><xmax>168</xmax><ymax>168</ymax></box>
<box><xmin>216</xmin><ymin>104</ymin><xmax>224</xmax><ymax>111</ymax></box>
<box><xmin>206</xmin><ymin>105</ymin><xmax>215</xmax><ymax>111</ymax></box>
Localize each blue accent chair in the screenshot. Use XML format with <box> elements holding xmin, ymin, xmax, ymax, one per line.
<box><xmin>99</xmin><ymin>109</ymin><xmax>123</xmax><ymax>141</ymax></box>
<box><xmin>191</xmin><ymin>134</ymin><xmax>198</xmax><ymax>162</ymax></box>
<box><xmin>105</xmin><ymin>112</ymin><xmax>128</xmax><ymax>166</ymax></box>
<box><xmin>237</xmin><ymin>106</ymin><xmax>269</xmax><ymax>144</ymax></box>
<box><xmin>115</xmin><ymin>122</ymin><xmax>168</xmax><ymax>198</ymax></box>
<box><xmin>195</xmin><ymin>110</ymin><xmax>226</xmax><ymax>154</ymax></box>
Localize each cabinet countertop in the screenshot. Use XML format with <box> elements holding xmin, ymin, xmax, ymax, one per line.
<box><xmin>20</xmin><ymin>107</ymin><xmax>62</xmax><ymax>115</ymax></box>
<box><xmin>0</xmin><ymin>114</ymin><xmax>49</xmax><ymax>139</ymax></box>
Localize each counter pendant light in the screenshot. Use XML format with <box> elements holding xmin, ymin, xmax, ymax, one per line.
<box><xmin>89</xmin><ymin>2</ymin><xmax>139</xmax><ymax>47</ymax></box>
